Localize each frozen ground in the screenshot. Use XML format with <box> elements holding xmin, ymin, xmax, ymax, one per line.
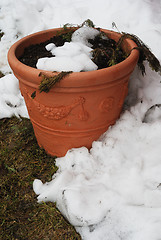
<box><xmin>1</xmin><ymin>0</ymin><xmax>161</xmax><ymax>239</ymax></box>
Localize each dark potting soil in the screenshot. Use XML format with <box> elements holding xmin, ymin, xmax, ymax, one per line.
<box><xmin>18</xmin><ymin>34</ymin><xmax>70</xmax><ymax>68</ymax></box>
<box><xmin>19</xmin><ymin>30</ymin><xmax>126</xmax><ymax>70</ymax></box>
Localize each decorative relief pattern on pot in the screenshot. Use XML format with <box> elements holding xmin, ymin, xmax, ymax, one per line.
<box><xmin>99</xmin><ymin>97</ymin><xmax>115</xmax><ymax>113</ymax></box>
<box><xmin>35</xmin><ymin>96</ymin><xmax>89</xmax><ymax>120</ymax></box>
<box><xmin>118</xmin><ymin>81</ymin><xmax>128</xmax><ymax>108</ymax></box>
<box><xmin>23</xmin><ymin>88</ymin><xmax>89</xmax><ymax>121</ymax></box>
<box><xmin>78</xmin><ymin>102</ymin><xmax>89</xmax><ymax>121</ymax></box>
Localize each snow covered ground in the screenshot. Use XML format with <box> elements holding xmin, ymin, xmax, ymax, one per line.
<box><xmin>1</xmin><ymin>0</ymin><xmax>161</xmax><ymax>239</ymax></box>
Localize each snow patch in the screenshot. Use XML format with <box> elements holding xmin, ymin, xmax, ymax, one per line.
<box><xmin>0</xmin><ymin>74</ymin><xmax>28</xmax><ymax>118</ymax></box>
<box><xmin>36</xmin><ymin>27</ymin><xmax>99</xmax><ymax>72</ymax></box>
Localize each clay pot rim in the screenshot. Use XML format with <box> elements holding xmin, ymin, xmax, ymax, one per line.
<box><xmin>8</xmin><ymin>27</ymin><xmax>139</xmax><ymax>88</ymax></box>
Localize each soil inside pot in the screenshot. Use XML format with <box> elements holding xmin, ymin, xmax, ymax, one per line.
<box><xmin>19</xmin><ymin>28</ymin><xmax>126</xmax><ymax>70</ymax></box>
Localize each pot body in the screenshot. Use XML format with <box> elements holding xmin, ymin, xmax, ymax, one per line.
<box><xmin>8</xmin><ymin>28</ymin><xmax>139</xmax><ymax>157</ymax></box>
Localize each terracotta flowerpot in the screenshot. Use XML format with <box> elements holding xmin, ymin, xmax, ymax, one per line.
<box><xmin>8</xmin><ymin>28</ymin><xmax>139</xmax><ymax>157</ymax></box>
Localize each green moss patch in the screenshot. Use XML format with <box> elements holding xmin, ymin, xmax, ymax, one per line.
<box><xmin>0</xmin><ymin>117</ymin><xmax>81</xmax><ymax>240</ymax></box>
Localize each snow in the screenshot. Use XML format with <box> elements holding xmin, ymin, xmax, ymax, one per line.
<box><xmin>37</xmin><ymin>53</ymin><xmax>98</xmax><ymax>72</ymax></box>
<box><xmin>37</xmin><ymin>27</ymin><xmax>99</xmax><ymax>72</ymax></box>
<box><xmin>0</xmin><ymin>74</ymin><xmax>29</xmax><ymax>119</ymax></box>
<box><xmin>45</xmin><ymin>43</ymin><xmax>56</xmax><ymax>51</ymax></box>
<box><xmin>71</xmin><ymin>26</ymin><xmax>100</xmax><ymax>47</ymax></box>
<box><xmin>1</xmin><ymin>0</ymin><xmax>161</xmax><ymax>239</ymax></box>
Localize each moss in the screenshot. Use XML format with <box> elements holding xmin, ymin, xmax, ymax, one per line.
<box><xmin>117</xmin><ymin>32</ymin><xmax>161</xmax><ymax>75</ymax></box>
<box><xmin>81</xmin><ymin>19</ymin><xmax>95</xmax><ymax>28</ymax></box>
<box><xmin>58</xmin><ymin>29</ymin><xmax>75</xmax><ymax>43</ymax></box>
<box><xmin>38</xmin><ymin>71</ymin><xmax>72</xmax><ymax>93</ymax></box>
<box><xmin>0</xmin><ymin>117</ymin><xmax>81</xmax><ymax>240</ymax></box>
